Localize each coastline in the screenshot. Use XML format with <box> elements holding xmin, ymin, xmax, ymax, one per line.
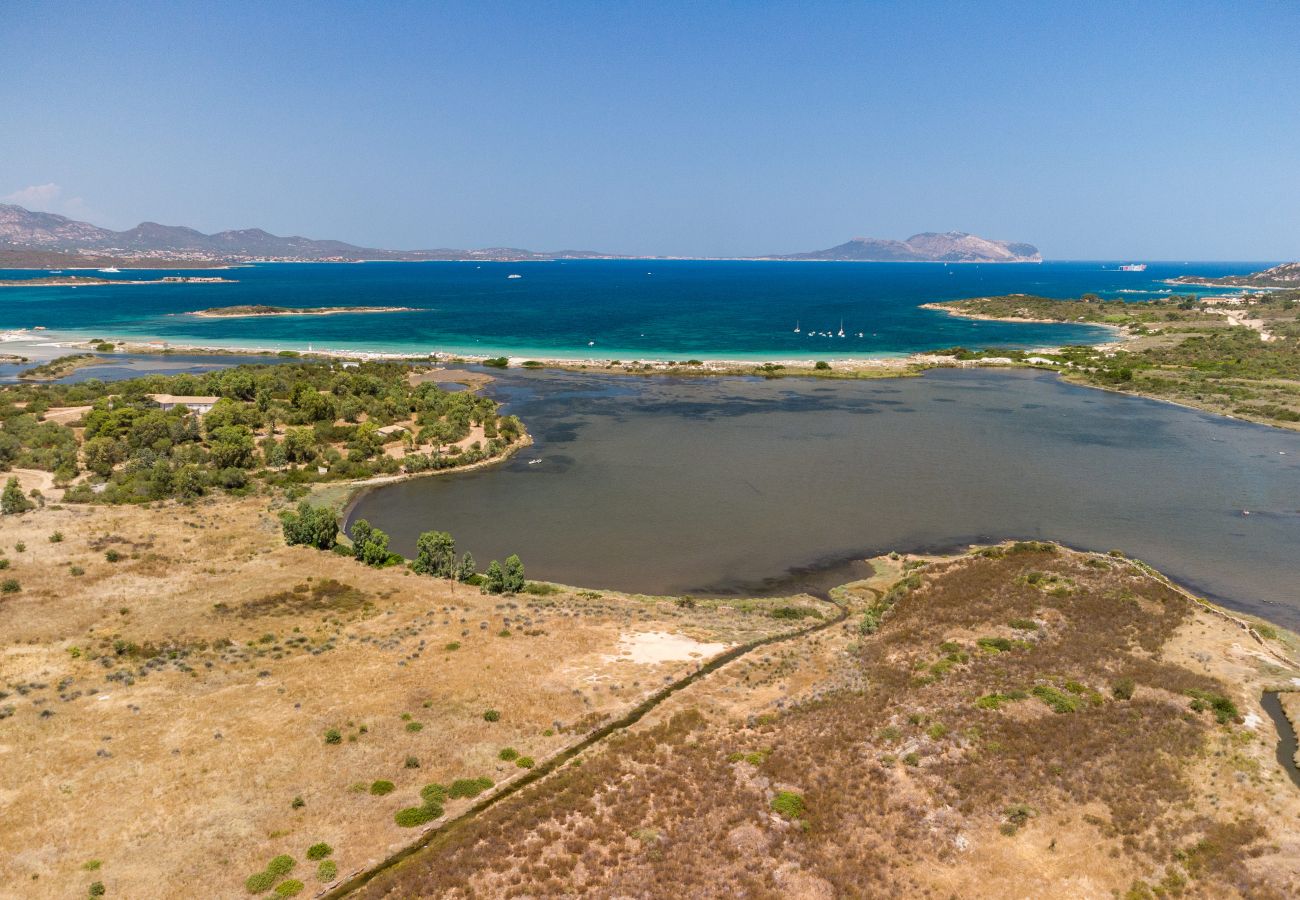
<box><xmin>186</xmin><ymin>305</ymin><xmax>414</xmax><ymax>319</ymax></box>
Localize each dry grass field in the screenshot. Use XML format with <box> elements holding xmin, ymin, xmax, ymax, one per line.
<box><xmin>355</xmin><ymin>545</ymin><xmax>1300</xmax><ymax>899</ymax></box>
<box><xmin>0</xmin><ymin>482</ymin><xmax>831</xmax><ymax>898</ymax></box>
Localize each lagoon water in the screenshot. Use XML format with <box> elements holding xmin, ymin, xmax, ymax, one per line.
<box><xmin>350</xmin><ymin>367</ymin><xmax>1300</xmax><ymax>629</ymax></box>
<box><xmin>0</xmin><ymin>259</ymin><xmax>1266</xmax><ymax>359</ymax></box>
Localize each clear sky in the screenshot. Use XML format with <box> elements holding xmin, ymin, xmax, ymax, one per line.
<box><xmin>2</xmin><ymin>0</ymin><xmax>1297</xmax><ymax>259</ymax></box>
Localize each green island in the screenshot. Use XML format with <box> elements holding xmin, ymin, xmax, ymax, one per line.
<box><xmin>190</xmin><ymin>305</ymin><xmax>413</xmax><ymax>317</ymax></box>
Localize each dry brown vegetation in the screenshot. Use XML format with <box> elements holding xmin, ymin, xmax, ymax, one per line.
<box><xmin>0</xmin><ymin>492</ymin><xmax>826</xmax><ymax>898</ymax></box>
<box><xmin>355</xmin><ymin>547</ymin><xmax>1300</xmax><ymax>899</ymax></box>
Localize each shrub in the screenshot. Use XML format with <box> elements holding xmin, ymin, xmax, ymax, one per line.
<box><xmin>1</xmin><ymin>477</ymin><xmax>33</xmax><ymax>515</ymax></box>
<box><xmin>105</xmin><ymin>549</ymin><xmax>122</xmax><ymax>563</ymax></box>
<box><xmin>306</xmin><ymin>843</ymin><xmax>332</xmax><ymax>860</ymax></box>
<box><xmin>316</xmin><ymin>860</ymin><xmax>337</xmax><ymax>882</ymax></box>
<box><xmin>0</xmin><ymin>559</ymin><xmax>8</xmax><ymax>569</ymax></box>
<box><xmin>266</xmin><ymin>856</ymin><xmax>295</xmax><ymax>877</ymax></box>
<box><xmin>483</xmin><ymin>709</ymin><xmax>500</xmax><ymax>722</ymax></box>
<box><xmin>1031</xmin><ymin>685</ymin><xmax>1081</xmax><ymax>713</ymax></box>
<box><xmin>814</xmin><ymin>360</ymin><xmax>831</xmax><ymax>370</ymax></box>
<box><xmin>245</xmin><ymin>871</ymin><xmax>277</xmax><ymax>893</ymax></box>
<box><xmin>88</xmin><ymin>883</ymin><xmax>106</xmax><ymax>898</ymax></box>
<box><xmin>49</xmin><ymin>531</ymin><xmax>64</xmax><ymax>543</ymax></box>
<box><xmin>448</xmin><ymin>777</ymin><xmax>493</xmax><ymax>798</ymax></box>
<box><xmin>274</xmin><ymin>880</ymin><xmax>304</xmax><ymax>897</ymax></box>
<box><xmin>291</xmin><ymin>796</ymin><xmax>304</xmax><ymax>809</ymax></box>
<box><xmin>976</xmin><ymin>636</ymin><xmax>1014</xmax><ymax>653</ymax></box>
<box><xmin>1187</xmin><ymin>689</ymin><xmax>1240</xmax><ymax>724</ymax></box>
<box><xmin>444</xmin><ymin>642</ymin><xmax>460</xmax><ymax>651</ymax></box>
<box><xmin>370</xmin><ymin>780</ymin><xmax>395</xmax><ymax>795</ymax></box>
<box><xmin>394</xmin><ymin>804</ymin><xmax>441</xmax><ymax>828</ymax></box>
<box><xmin>420</xmin><ymin>783</ymin><xmax>448</xmax><ymax>803</ymax></box>
<box><xmin>323</xmin><ymin>729</ymin><xmax>342</xmax><ymax>745</ymax></box>
<box><xmin>770</xmin><ymin>790</ymin><xmax>806</xmax><ymax>819</ymax></box>
<box><xmin>498</xmin><ymin>747</ymin><xmax>519</xmax><ymax>761</ymax></box>
<box><xmin>1008</xmin><ymin>618</ymin><xmax>1038</xmax><ymax>630</ymax></box>
<box><xmin>405</xmin><ymin>755</ymin><xmax>420</xmax><ymax>768</ymax></box>
<box><xmin>515</xmin><ymin>756</ymin><xmax>536</xmax><ymax>769</ymax></box>
<box><xmin>280</xmin><ymin>502</ymin><xmax>338</xmax><ymax>550</ymax></box>
<box><xmin>769</xmin><ymin>605</ymin><xmax>823</xmax><ymax>621</ymax></box>
<box><xmin>1002</xmin><ymin>803</ymin><xmax>1035</xmax><ymax>835</ymax></box>
<box><xmin>1112</xmin><ymin>677</ymin><xmax>1136</xmax><ymax>700</ymax></box>
<box><xmin>71</xmin><ymin>565</ymin><xmax>85</xmax><ymax>576</ymax></box>
<box><xmin>1</xmin><ymin>579</ymin><xmax>19</xmax><ymax>594</ymax></box>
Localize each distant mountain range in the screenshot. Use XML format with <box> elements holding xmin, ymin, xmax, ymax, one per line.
<box><xmin>770</xmin><ymin>232</ymin><xmax>1040</xmax><ymax>263</ymax></box>
<box><xmin>0</xmin><ymin>203</ymin><xmax>1039</xmax><ymax>265</ymax></box>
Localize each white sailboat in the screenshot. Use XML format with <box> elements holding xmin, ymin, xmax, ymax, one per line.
<box><xmin>837</xmin><ymin>320</ymin><xmax>845</xmax><ymax>338</ymax></box>
<box><xmin>793</xmin><ymin>321</ymin><xmax>800</xmax><ymax>333</ymax></box>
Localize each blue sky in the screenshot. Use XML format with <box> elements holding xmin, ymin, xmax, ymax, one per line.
<box><xmin>2</xmin><ymin>0</ymin><xmax>1296</xmax><ymax>259</ymax></box>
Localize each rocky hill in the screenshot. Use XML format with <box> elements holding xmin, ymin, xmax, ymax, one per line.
<box><xmin>0</xmin><ymin>203</ymin><xmax>608</xmax><ymax>263</ymax></box>
<box><xmin>1170</xmin><ymin>261</ymin><xmax>1300</xmax><ymax>288</ymax></box>
<box><xmin>774</xmin><ymin>231</ymin><xmax>1041</xmax><ymax>263</ymax></box>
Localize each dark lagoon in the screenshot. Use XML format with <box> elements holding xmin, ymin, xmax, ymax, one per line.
<box><xmin>349</xmin><ymin>367</ymin><xmax>1300</xmax><ymax>629</ymax></box>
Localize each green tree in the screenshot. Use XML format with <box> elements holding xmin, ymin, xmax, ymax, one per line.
<box><xmin>482</xmin><ymin>560</ymin><xmax>505</xmax><ymax>594</ymax></box>
<box><xmin>280</xmin><ymin>502</ymin><xmax>338</xmax><ymax>550</ymax></box>
<box><xmin>458</xmin><ymin>552</ymin><xmax>476</xmax><ymax>582</ymax></box>
<box><xmin>503</xmin><ymin>554</ymin><xmax>525</xmax><ymax>593</ymax></box>
<box><xmin>349</xmin><ymin>518</ymin><xmax>392</xmax><ymax>566</ymax></box>
<box><xmin>1</xmin><ymin>477</ymin><xmax>32</xmax><ymax>515</ymax></box>
<box><xmin>412</xmin><ymin>530</ymin><xmax>457</xmax><ymax>578</ymax></box>
<box><xmin>208</xmin><ymin>425</ymin><xmax>256</xmax><ymax>469</ymax></box>
<box><xmin>349</xmin><ymin>421</ymin><xmax>384</xmax><ymax>460</ymax></box>
<box><xmin>82</xmin><ymin>436</ymin><xmax>125</xmax><ymax>476</ymax></box>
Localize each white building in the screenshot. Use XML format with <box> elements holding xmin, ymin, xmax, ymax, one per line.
<box><xmin>147</xmin><ymin>394</ymin><xmax>221</xmax><ymax>415</ymax></box>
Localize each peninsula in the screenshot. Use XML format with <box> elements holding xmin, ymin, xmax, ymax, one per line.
<box><xmin>189</xmin><ymin>305</ymin><xmax>414</xmax><ymax>318</ymax></box>
<box><xmin>0</xmin><ymin>274</ymin><xmax>235</xmax><ymax>287</ymax></box>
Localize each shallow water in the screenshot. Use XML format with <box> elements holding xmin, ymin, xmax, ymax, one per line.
<box><xmin>0</xmin><ymin>260</ymin><xmax>1265</xmax><ymax>359</ymax></box>
<box><xmin>349</xmin><ymin>368</ymin><xmax>1300</xmax><ymax>629</ymax></box>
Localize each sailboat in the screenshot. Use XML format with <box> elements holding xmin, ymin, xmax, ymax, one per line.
<box><xmin>837</xmin><ymin>320</ymin><xmax>845</xmax><ymax>338</ymax></box>
<box><xmin>793</xmin><ymin>321</ymin><xmax>800</xmax><ymax>333</ymax></box>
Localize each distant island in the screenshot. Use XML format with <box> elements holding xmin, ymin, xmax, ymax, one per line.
<box><xmin>1</xmin><ymin>203</ymin><xmax>1038</xmax><ymax>265</ymax></box>
<box><xmin>0</xmin><ymin>274</ymin><xmax>235</xmax><ymax>287</ymax></box>
<box><xmin>768</xmin><ymin>231</ymin><xmax>1041</xmax><ymax>263</ymax></box>
<box><xmin>1168</xmin><ymin>261</ymin><xmax>1300</xmax><ymax>289</ymax></box>
<box><xmin>189</xmin><ymin>304</ymin><xmax>413</xmax><ymax>318</ymax></box>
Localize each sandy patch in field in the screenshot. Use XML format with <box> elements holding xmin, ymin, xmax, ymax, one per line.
<box><xmin>606</xmin><ymin>631</ymin><xmax>729</xmax><ymax>664</ymax></box>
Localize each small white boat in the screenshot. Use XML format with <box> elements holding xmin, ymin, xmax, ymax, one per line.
<box><xmin>99</xmin><ymin>267</ymin><xmax>120</xmax><ymax>273</ymax></box>
<box><xmin>528</xmin><ymin>458</ymin><xmax>542</xmax><ymax>465</ymax></box>
<box><xmin>794</xmin><ymin>321</ymin><xmax>800</xmax><ymax>333</ymax></box>
<box><xmin>838</xmin><ymin>320</ymin><xmax>846</xmax><ymax>338</ymax></box>
<box><xmin>588</xmin><ymin>341</ymin><xmax>595</xmax><ymax>346</ymax></box>
<box><xmin>507</xmin><ymin>273</ymin><xmax>522</xmax><ymax>279</ymax></box>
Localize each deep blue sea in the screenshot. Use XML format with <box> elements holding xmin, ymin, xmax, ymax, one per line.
<box><xmin>0</xmin><ymin>260</ymin><xmax>1269</xmax><ymax>359</ymax></box>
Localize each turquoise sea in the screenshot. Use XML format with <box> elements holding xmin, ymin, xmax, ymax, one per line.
<box><xmin>0</xmin><ymin>260</ymin><xmax>1269</xmax><ymax>359</ymax></box>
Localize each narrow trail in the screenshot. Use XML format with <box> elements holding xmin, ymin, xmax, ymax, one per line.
<box><xmin>322</xmin><ymin>595</ymin><xmax>851</xmax><ymax>898</ymax></box>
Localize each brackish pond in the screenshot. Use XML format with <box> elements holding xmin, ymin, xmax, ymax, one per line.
<box><xmin>349</xmin><ymin>368</ymin><xmax>1300</xmax><ymax>629</ymax></box>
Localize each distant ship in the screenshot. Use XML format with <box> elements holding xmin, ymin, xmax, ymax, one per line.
<box><xmin>98</xmin><ymin>266</ymin><xmax>120</xmax><ymax>273</ymax></box>
<box><xmin>1119</xmin><ymin>263</ymin><xmax>1147</xmax><ymax>272</ymax></box>
<box><xmin>507</xmin><ymin>273</ymin><xmax>522</xmax><ymax>279</ymax></box>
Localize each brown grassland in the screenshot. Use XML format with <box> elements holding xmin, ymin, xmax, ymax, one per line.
<box><xmin>0</xmin><ymin>475</ymin><xmax>832</xmax><ymax>899</ymax></box>
<box><xmin>352</xmin><ymin>546</ymin><xmax>1300</xmax><ymax>899</ymax></box>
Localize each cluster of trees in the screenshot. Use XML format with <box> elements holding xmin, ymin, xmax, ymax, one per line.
<box><xmin>0</xmin><ymin>361</ymin><xmax>524</xmax><ymax>504</ymax></box>
<box><xmin>280</xmin><ymin>503</ymin><xmax>526</xmax><ymax>593</ymax></box>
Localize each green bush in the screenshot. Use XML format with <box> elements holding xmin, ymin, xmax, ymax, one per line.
<box><xmin>245</xmin><ymin>871</ymin><xmax>277</xmax><ymax>893</ymax></box>
<box><xmin>405</xmin><ymin>721</ymin><xmax>423</xmax><ymax>733</ymax></box>
<box><xmin>976</xmin><ymin>636</ymin><xmax>1014</xmax><ymax>653</ymax></box>
<box><xmin>515</xmin><ymin>756</ymin><xmax>536</xmax><ymax>769</ymax></box>
<box><xmin>265</xmin><ymin>856</ymin><xmax>295</xmax><ymax>877</ymax></box>
<box><xmin>1112</xmin><ymin>677</ymin><xmax>1136</xmax><ymax>700</ymax></box>
<box><xmin>420</xmin><ymin>783</ymin><xmax>448</xmax><ymax>803</ymax></box>
<box><xmin>1</xmin><ymin>579</ymin><xmax>19</xmax><ymax>594</ymax></box>
<box><xmin>1008</xmin><ymin>618</ymin><xmax>1038</xmax><ymax>631</ymax></box>
<box><xmin>369</xmin><ymin>780</ymin><xmax>395</xmax><ymax>796</ymax></box>
<box><xmin>316</xmin><ymin>860</ymin><xmax>337</xmax><ymax>882</ymax></box>
<box><xmin>394</xmin><ymin>804</ymin><xmax>441</xmax><ymax>827</ymax></box>
<box><xmin>1032</xmin><ymin>685</ymin><xmax>1081</xmax><ymax>714</ymax></box>
<box><xmin>105</xmin><ymin>549</ymin><xmax>122</xmax><ymax>563</ymax></box>
<box><xmin>483</xmin><ymin>709</ymin><xmax>500</xmax><ymax>722</ymax></box>
<box><xmin>814</xmin><ymin>360</ymin><xmax>831</xmax><ymax>370</ymax></box>
<box><xmin>306</xmin><ymin>843</ymin><xmax>332</xmax><ymax>861</ymax></box>
<box><xmin>324</xmin><ymin>729</ymin><xmax>342</xmax><ymax>745</ymax></box>
<box><xmin>1187</xmin><ymin>689</ymin><xmax>1239</xmax><ymax>724</ymax></box>
<box><xmin>770</xmin><ymin>790</ymin><xmax>805</xmax><ymax>819</ymax></box>
<box><xmin>498</xmin><ymin>747</ymin><xmax>519</xmax><ymax>761</ymax></box>
<box><xmin>88</xmin><ymin>883</ymin><xmax>106</xmax><ymax>898</ymax></box>
<box><xmin>49</xmin><ymin>531</ymin><xmax>63</xmax><ymax>543</ymax></box>
<box><xmin>274</xmin><ymin>880</ymin><xmax>304</xmax><ymax>897</ymax></box>
<box><xmin>447</xmin><ymin>776</ymin><xmax>493</xmax><ymax>798</ymax></box>
<box><xmin>405</xmin><ymin>755</ymin><xmax>420</xmax><ymax>768</ymax></box>
<box><xmin>444</xmin><ymin>641</ymin><xmax>460</xmax><ymax>651</ymax></box>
